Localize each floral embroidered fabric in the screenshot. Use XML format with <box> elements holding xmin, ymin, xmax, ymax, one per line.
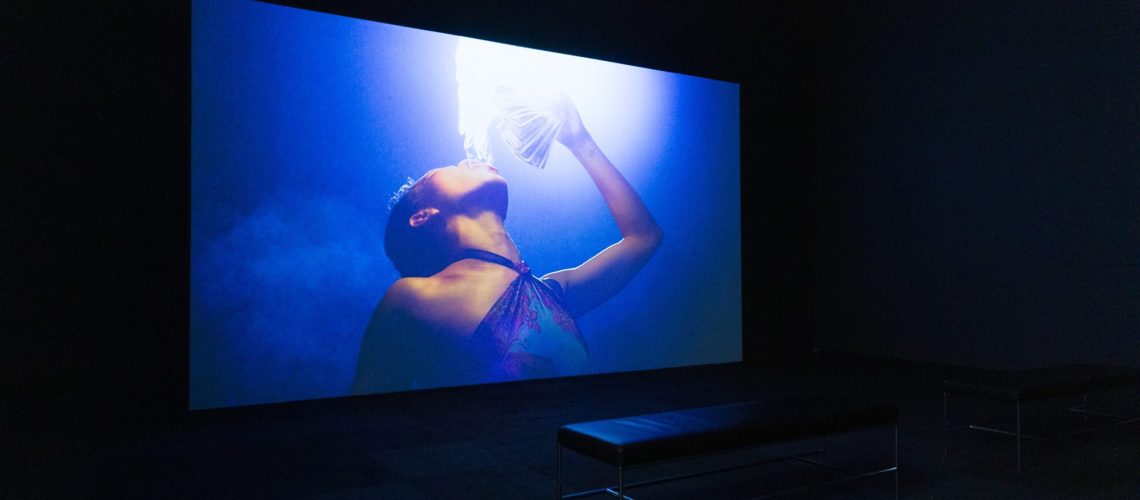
<box><xmin>456</xmin><ymin>248</ymin><xmax>590</xmax><ymax>381</ymax></box>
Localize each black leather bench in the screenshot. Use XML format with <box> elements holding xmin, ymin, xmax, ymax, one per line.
<box><xmin>943</xmin><ymin>364</ymin><xmax>1140</xmax><ymax>473</ymax></box>
<box><xmin>557</xmin><ymin>395</ymin><xmax>898</xmax><ymax>499</ymax></box>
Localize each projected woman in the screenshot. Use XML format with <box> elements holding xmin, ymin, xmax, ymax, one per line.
<box><xmin>351</xmin><ymin>97</ymin><xmax>662</xmax><ymax>394</ymax></box>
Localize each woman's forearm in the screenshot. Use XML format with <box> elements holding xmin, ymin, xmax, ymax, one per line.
<box><xmin>568</xmin><ymin>133</ymin><xmax>662</xmax><ymax>246</ymax></box>
<box><xmin>540</xmin><ymin>99</ymin><xmax>664</xmax><ymax>316</ymax></box>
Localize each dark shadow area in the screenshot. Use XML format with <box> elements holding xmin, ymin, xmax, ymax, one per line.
<box><xmin>5</xmin><ymin>0</ymin><xmax>1137</xmax><ymax>497</ymax></box>
<box><xmin>8</xmin><ymin>355</ymin><xmax>1138</xmax><ymax>498</ymax></box>
<box><xmin>803</xmin><ymin>1</ymin><xmax>1139</xmax><ymax>369</ymax></box>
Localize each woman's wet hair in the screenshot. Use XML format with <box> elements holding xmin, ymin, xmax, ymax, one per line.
<box><xmin>384</xmin><ymin>176</ymin><xmax>451</xmax><ymax>277</ymax></box>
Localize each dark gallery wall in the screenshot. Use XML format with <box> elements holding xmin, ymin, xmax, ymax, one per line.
<box><xmin>5</xmin><ymin>4</ymin><xmax>189</xmax><ymax>491</ymax></box>
<box><xmin>804</xmin><ymin>2</ymin><xmax>1139</xmax><ymax>369</ymax></box>
<box><xmin>5</xmin><ymin>3</ymin><xmax>191</xmax><ymax>427</ymax></box>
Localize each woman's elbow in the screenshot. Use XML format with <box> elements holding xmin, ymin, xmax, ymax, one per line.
<box><xmin>639</xmin><ymin>226</ymin><xmax>664</xmax><ymax>254</ymax></box>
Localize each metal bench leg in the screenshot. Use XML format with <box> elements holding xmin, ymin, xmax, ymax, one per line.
<box><xmin>618</xmin><ymin>465</ymin><xmax>624</xmax><ymax>499</ymax></box>
<box><xmin>1082</xmin><ymin>393</ymin><xmax>1088</xmax><ymax>427</ymax></box>
<box><xmin>894</xmin><ymin>424</ymin><xmax>900</xmax><ymax>500</ymax></box>
<box><xmin>943</xmin><ymin>391</ymin><xmax>950</xmax><ymax>457</ymax></box>
<box><xmin>1016</xmin><ymin>400</ymin><xmax>1022</xmax><ymax>475</ymax></box>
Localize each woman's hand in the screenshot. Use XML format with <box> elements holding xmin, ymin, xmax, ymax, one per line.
<box><xmin>554</xmin><ymin>93</ymin><xmax>590</xmax><ymax>152</ymax></box>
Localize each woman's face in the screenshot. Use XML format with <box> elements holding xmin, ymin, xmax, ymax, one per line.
<box><xmin>427</xmin><ymin>159</ymin><xmax>504</xmax><ymax>198</ymax></box>
<box><xmin>421</xmin><ymin>158</ymin><xmax>508</xmax><ymax>216</ymax></box>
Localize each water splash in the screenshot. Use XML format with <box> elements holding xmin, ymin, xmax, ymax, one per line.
<box><xmin>494</xmin><ymin>86</ymin><xmax>562</xmax><ymax>168</ymax></box>
<box><xmin>455</xmin><ymin>38</ymin><xmax>564</xmax><ymax>169</ymax></box>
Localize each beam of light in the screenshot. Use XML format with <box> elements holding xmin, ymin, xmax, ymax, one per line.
<box><xmin>456</xmin><ymin>37</ymin><xmax>564</xmax><ymax>168</ymax></box>
<box><xmin>455</xmin><ymin>37</ymin><xmax>664</xmax><ymax>174</ymax></box>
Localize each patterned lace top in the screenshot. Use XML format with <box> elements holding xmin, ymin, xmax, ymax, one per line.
<box><xmin>455</xmin><ymin>248</ymin><xmax>590</xmax><ymax>381</ymax></box>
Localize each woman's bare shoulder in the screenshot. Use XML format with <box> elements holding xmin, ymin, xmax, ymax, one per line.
<box><xmin>379</xmin><ymin>277</ymin><xmax>437</xmax><ymax>312</ymax></box>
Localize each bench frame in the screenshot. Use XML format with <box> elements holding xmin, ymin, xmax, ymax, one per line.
<box><xmin>944</xmin><ymin>383</ymin><xmax>1140</xmax><ymax>474</ymax></box>
<box><xmin>556</xmin><ymin>424</ymin><xmax>898</xmax><ymax>499</ymax></box>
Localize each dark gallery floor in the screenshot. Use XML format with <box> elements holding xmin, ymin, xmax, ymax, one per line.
<box><xmin>10</xmin><ymin>354</ymin><xmax>1139</xmax><ymax>499</ymax></box>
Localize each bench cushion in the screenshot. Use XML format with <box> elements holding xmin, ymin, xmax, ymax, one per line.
<box><xmin>557</xmin><ymin>395</ymin><xmax>897</xmax><ymax>467</ymax></box>
<box><xmin>944</xmin><ymin>364</ymin><xmax>1140</xmax><ymax>402</ymax></box>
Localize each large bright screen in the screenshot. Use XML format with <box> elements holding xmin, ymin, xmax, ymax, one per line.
<box><xmin>191</xmin><ymin>0</ymin><xmax>741</xmax><ymax>409</ymax></box>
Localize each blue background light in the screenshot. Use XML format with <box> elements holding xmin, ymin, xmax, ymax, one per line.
<box><xmin>191</xmin><ymin>0</ymin><xmax>740</xmax><ymax>409</ymax></box>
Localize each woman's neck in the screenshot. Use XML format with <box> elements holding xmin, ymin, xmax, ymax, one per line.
<box><xmin>447</xmin><ymin>211</ymin><xmax>520</xmax><ymax>263</ymax></box>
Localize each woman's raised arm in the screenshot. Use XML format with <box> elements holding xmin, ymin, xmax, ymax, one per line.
<box><xmin>542</xmin><ymin>96</ymin><xmax>663</xmax><ymax>317</ymax></box>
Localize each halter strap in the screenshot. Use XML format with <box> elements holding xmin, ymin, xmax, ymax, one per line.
<box><xmin>455</xmin><ymin>248</ymin><xmax>531</xmax><ymax>274</ymax></box>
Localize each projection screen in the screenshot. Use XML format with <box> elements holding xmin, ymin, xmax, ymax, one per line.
<box><xmin>191</xmin><ymin>0</ymin><xmax>740</xmax><ymax>409</ymax></box>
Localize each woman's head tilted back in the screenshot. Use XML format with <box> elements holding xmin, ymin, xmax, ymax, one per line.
<box><xmin>384</xmin><ymin>159</ymin><xmax>509</xmax><ymax>278</ymax></box>
<box><xmin>385</xmin><ymin>174</ymin><xmax>450</xmax><ymax>278</ymax></box>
